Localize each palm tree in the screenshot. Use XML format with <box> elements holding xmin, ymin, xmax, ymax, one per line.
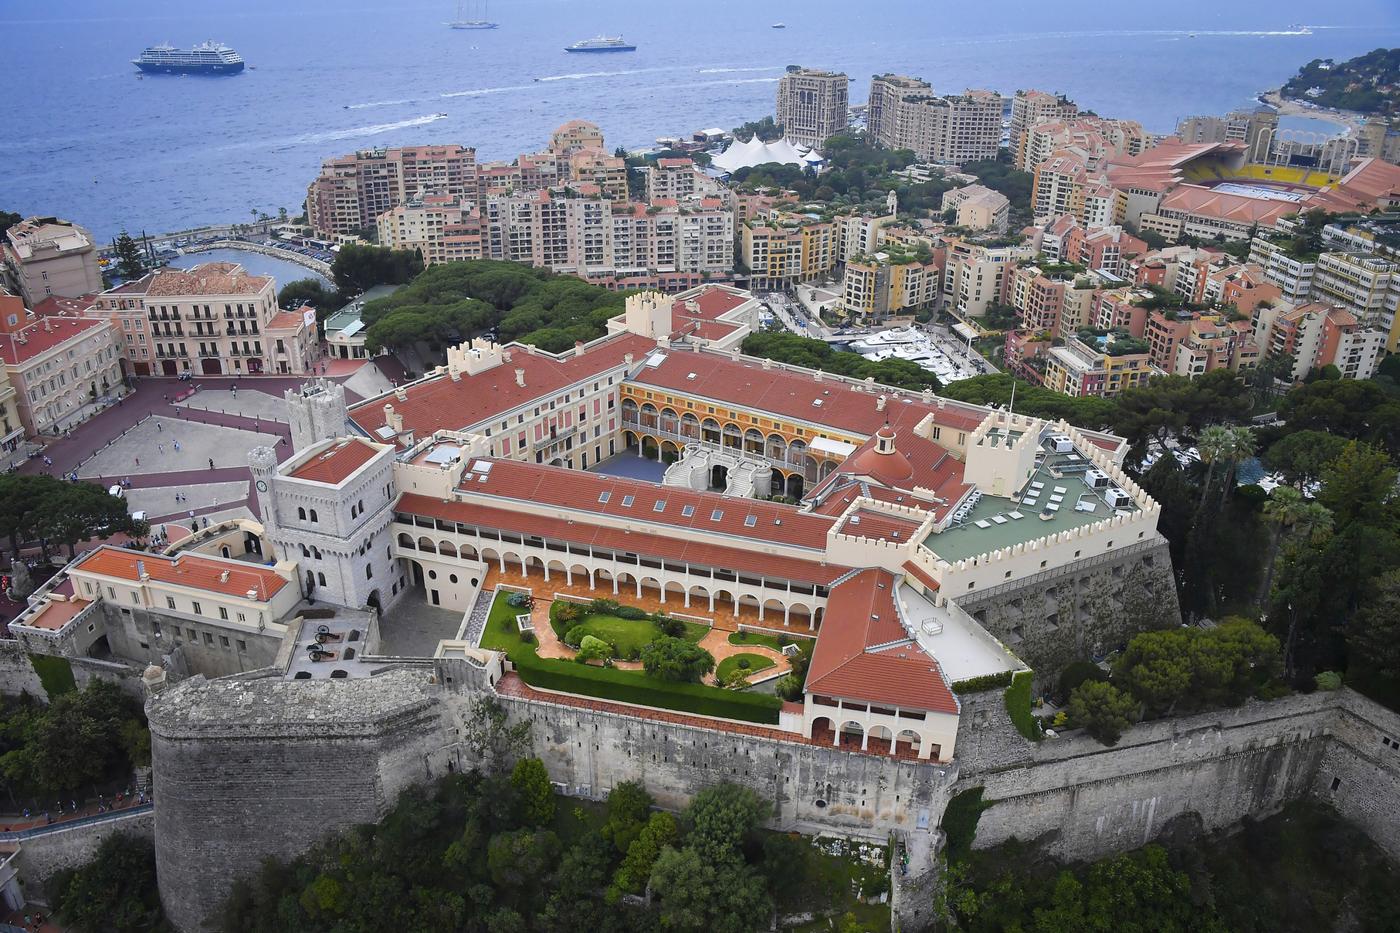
<box><xmin>1257</xmin><ymin>487</ymin><xmax>1332</xmax><ymax>609</ymax></box>
<box><xmin>1195</xmin><ymin>424</ymin><xmax>1254</xmax><ymax>511</ymax></box>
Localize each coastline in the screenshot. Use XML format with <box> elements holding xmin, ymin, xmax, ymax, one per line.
<box><xmin>181</xmin><ymin>239</ymin><xmax>332</xmax><ymax>277</ymax></box>
<box><xmin>1255</xmin><ymin>87</ymin><xmax>1365</xmax><ymax>137</ymax></box>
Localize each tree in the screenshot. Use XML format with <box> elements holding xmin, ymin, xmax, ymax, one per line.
<box><xmin>510</xmin><ymin>757</ymin><xmax>555</xmax><ymax>826</ymax></box>
<box><xmin>487</xmin><ymin>828</ymin><xmax>561</xmax><ymax>892</ymax></box>
<box><xmin>1263</xmin><ymin>430</ymin><xmax>1348</xmax><ymax>491</ymax></box>
<box><xmin>113</xmin><ymin>231</ymin><xmax>146</xmax><ymax>280</ymax></box>
<box><xmin>1257</xmin><ymin>487</ymin><xmax>1332</xmax><ymax>607</ymax></box>
<box><xmin>0</xmin><ymin>210</ymin><xmax>21</xmax><ymax>238</ymax></box>
<box><xmin>278</xmin><ymin>278</ymin><xmax>339</xmax><ymax>313</ymax></box>
<box><xmin>1066</xmin><ymin>680</ymin><xmax>1138</xmax><ymax>745</ymax></box>
<box><xmin>1351</xmin><ymin>569</ymin><xmax>1400</xmax><ymax>705</ymax></box>
<box><xmin>1318</xmin><ymin>440</ymin><xmax>1396</xmax><ymax>529</ymax></box>
<box><xmin>640</xmin><ymin>636</ymin><xmax>714</xmax><ymax>683</ymax></box>
<box><xmin>602</xmin><ymin>780</ymin><xmax>653</xmax><ymax>854</ymax></box>
<box><xmin>54</xmin><ymin>834</ymin><xmax>168</xmax><ymax>933</ymax></box>
<box><xmin>648</xmin><ymin>846</ymin><xmax>772</xmax><ymax>933</ymax></box>
<box><xmin>613</xmin><ymin>810</ymin><xmax>678</xmax><ymax>894</ymax></box>
<box><xmin>36</xmin><ymin>481</ymin><xmax>146</xmax><ymax>559</ymax></box>
<box><xmin>0</xmin><ymin>680</ymin><xmax>149</xmax><ymax>796</ymax></box>
<box><xmin>330</xmin><ymin>243</ymin><xmax>423</xmax><ymax>298</ymax></box>
<box><xmin>683</xmin><ymin>783</ymin><xmax>770</xmax><ymax>864</ymax></box>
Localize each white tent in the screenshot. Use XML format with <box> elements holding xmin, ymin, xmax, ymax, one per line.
<box><xmin>711</xmin><ymin>136</ymin><xmax>824</xmax><ymax>174</ymax></box>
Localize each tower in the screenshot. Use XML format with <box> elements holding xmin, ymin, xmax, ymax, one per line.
<box><xmin>248</xmin><ymin>446</ymin><xmax>280</xmax><ymax>535</ymax></box>
<box><xmin>285</xmin><ymin>379</ymin><xmax>348</xmax><ymax>453</ymax></box>
<box><xmin>886</xmin><ymin>189</ymin><xmax>898</xmax><ymax>217</ymax></box>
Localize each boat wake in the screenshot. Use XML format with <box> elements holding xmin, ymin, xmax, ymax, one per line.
<box><xmin>439</xmin><ymin>83</ymin><xmax>535</xmax><ymax>98</ymax></box>
<box><xmin>697</xmin><ymin>66</ymin><xmax>783</xmax><ymax>74</ymax></box>
<box><xmin>292</xmin><ymin>113</ymin><xmax>448</xmax><ymax>146</ymax></box>
<box><xmin>346</xmin><ymin>98</ymin><xmax>417</xmax><ymax>110</ymax></box>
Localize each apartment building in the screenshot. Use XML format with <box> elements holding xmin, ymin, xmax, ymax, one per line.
<box><xmin>871</xmin><ymin>76</ymin><xmax>997</xmax><ymax>163</ymax></box>
<box><xmin>1269</xmin><ymin>302</ymin><xmax>1384</xmax><ymax>381</ymax></box>
<box><xmin>1009</xmin><ymin>90</ymin><xmax>1079</xmax><ymax>168</ymax></box>
<box><xmin>1144</xmin><ymin>310</ymin><xmax>1259</xmax><ymax>376</ymax></box>
<box><xmin>1006</xmin><ymin>263</ymin><xmax>1107</xmax><ymax>339</ymax></box>
<box><xmin>0</xmin><ymin>293</ymin><xmax>124</xmax><ymax>436</ymax></box>
<box><xmin>1309</xmin><ymin>251</ymin><xmax>1400</xmax><ymax>347</ymax></box>
<box><xmin>741</xmin><ymin>214</ymin><xmax>837</xmax><ymax>290</ymax></box>
<box><xmin>941</xmin><ymin>238</ymin><xmax>1034</xmax><ymax>320</ymax></box>
<box><xmin>940</xmin><ymin>185</ymin><xmax>1010</xmax><ymax>232</ymax></box>
<box><xmin>376</xmin><ymin>195</ymin><xmax>484</xmax><ymax>266</ymax></box>
<box><xmin>646</xmin><ymin>158</ymin><xmax>722</xmax><ymax>202</ymax></box>
<box><xmin>89</xmin><ymin>262</ymin><xmax>300</xmax><ymax>376</ymax></box>
<box><xmin>1175</xmin><ymin>109</ymin><xmax>1278</xmax><ymax>161</ymax></box>
<box><xmin>1247</xmin><ymin>235</ymin><xmax>1317</xmax><ymax>303</ymax></box>
<box><xmin>0</xmin><ymin>362</ymin><xmax>22</xmax><ymax>470</ymax></box>
<box><xmin>1019</xmin><ymin>118</ymin><xmax>1151</xmax><ymax>174</ymax></box>
<box><xmin>841</xmin><ymin>251</ymin><xmax>940</xmax><ymax>321</ymax></box>
<box><xmin>1042</xmin><ymin>333</ymin><xmax>1153</xmax><ymax>398</ymax></box>
<box><xmin>2</xmin><ymin>218</ymin><xmax>104</xmax><ymax>307</ymax></box>
<box><xmin>567</xmin><ymin>148</ymin><xmax>629</xmax><ymax>202</ymax></box>
<box><xmin>1032</xmin><ymin>149</ymin><xmax>1092</xmax><ymax>223</ymax></box>
<box><xmin>550</xmin><ymin>119</ymin><xmax>606</xmax><ymax>155</ymax></box>
<box><xmin>776</xmin><ymin>67</ymin><xmax>849</xmax><ymax>148</ymax></box>
<box><xmin>306</xmin><ymin>145</ymin><xmax>479</xmax><ymax>237</ymax></box>
<box><xmin>485</xmin><ymin>188</ymin><xmax>733</xmax><ymax>279</ymax></box>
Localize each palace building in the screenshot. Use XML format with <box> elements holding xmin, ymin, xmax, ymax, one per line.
<box><xmin>14</xmin><ymin>285</ymin><xmax>1173</xmax><ymax>768</ymax></box>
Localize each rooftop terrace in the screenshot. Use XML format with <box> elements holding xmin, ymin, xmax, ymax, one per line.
<box><xmin>923</xmin><ymin>447</ymin><xmax>1138</xmax><ymax>563</ymax></box>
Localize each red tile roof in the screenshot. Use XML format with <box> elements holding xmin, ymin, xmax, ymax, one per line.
<box><xmin>31</xmin><ymin>294</ymin><xmax>96</xmax><ymax>316</ymax></box>
<box><xmin>0</xmin><ymin>315</ymin><xmax>109</xmax><ymax>366</ymax></box>
<box><xmin>397</xmin><ymin>493</ymin><xmax>849</xmax><ymax>585</ymax></box>
<box><xmin>902</xmin><ymin>560</ymin><xmax>940</xmax><ymax>593</ymax></box>
<box><xmin>287</xmin><ymin>438</ymin><xmax>382</xmax><ymax>485</ymax></box>
<box><xmin>348</xmin><ymin>333</ymin><xmax>657</xmax><ymax>439</ymax></box>
<box><xmin>630</xmin><ymin>348</ymin><xmax>988</xmax><ymax>438</ymax></box>
<box><xmin>809</xmin><ymin>425</ymin><xmax>971</xmax><ymax>520</ymax></box>
<box><xmin>459</xmin><ymin>458</ymin><xmax>836</xmax><ymax>551</ymax></box>
<box><xmin>74</xmin><ymin>546</ymin><xmax>289</xmax><ymax>600</ymax></box>
<box><xmin>805</xmin><ymin>568</ymin><xmax>957</xmax><ymax>713</ymax></box>
<box><xmin>836</xmin><ymin>509</ymin><xmax>922</xmax><ymax>543</ymax></box>
<box><xmin>266</xmin><ymin>308</ymin><xmax>310</xmax><ymax>332</ymax></box>
<box><xmin>21</xmin><ymin>597</ymin><xmax>90</xmax><ymax>631</ymax></box>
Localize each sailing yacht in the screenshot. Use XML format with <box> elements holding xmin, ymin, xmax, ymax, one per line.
<box><xmin>448</xmin><ymin>0</ymin><xmax>498</xmax><ymax>29</ymax></box>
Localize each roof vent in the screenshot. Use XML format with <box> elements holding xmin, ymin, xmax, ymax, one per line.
<box><xmin>219</xmin><ymin>570</ymin><xmax>229</xmax><ymax>583</ymax></box>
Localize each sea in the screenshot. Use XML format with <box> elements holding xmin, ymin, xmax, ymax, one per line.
<box><xmin>3</xmin><ymin>0</ymin><xmax>1400</xmax><ymax>244</ymax></box>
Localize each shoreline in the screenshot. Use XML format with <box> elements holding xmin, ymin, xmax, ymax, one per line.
<box><xmin>1255</xmin><ymin>87</ymin><xmax>1365</xmax><ymax>137</ymax></box>
<box><xmin>180</xmin><ymin>240</ymin><xmax>332</xmax><ymax>277</ymax></box>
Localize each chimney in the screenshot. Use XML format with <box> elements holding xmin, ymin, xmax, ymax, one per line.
<box><xmin>394</xmin><ymin>386</ymin><xmax>407</xmax><ymax>402</ymax></box>
<box><xmin>219</xmin><ymin>570</ymin><xmax>229</xmax><ymax>583</ymax></box>
<box><xmin>624</xmin><ymin>353</ymin><xmax>634</xmax><ymax>366</ymax></box>
<box><xmin>514</xmin><ymin>368</ymin><xmax>526</xmax><ymax>387</ymax></box>
<box><xmin>383</xmin><ymin>403</ymin><xmax>403</xmax><ymax>433</ymax></box>
<box><xmin>136</xmin><ymin>560</ymin><xmax>150</xmax><ymax>581</ymax></box>
<box><xmin>762</xmin><ymin>358</ymin><xmax>773</xmax><ymax>370</ymax></box>
<box><xmin>814</xmin><ymin>370</ymin><xmax>824</xmax><ymax>383</ymax></box>
<box><xmin>574</xmin><ymin>340</ymin><xmax>585</xmax><ymax>355</ymax></box>
<box><xmin>877</xmin><ymin>395</ymin><xmax>887</xmax><ymax>412</ymax></box>
<box><xmin>502</xmin><ymin>350</ymin><xmax>513</xmax><ymax>362</ymax></box>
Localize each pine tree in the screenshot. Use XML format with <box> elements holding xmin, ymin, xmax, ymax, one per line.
<box><xmin>113</xmin><ymin>232</ymin><xmax>146</xmax><ymax>280</ymax></box>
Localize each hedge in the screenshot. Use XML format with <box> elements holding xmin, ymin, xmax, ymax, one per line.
<box><xmin>1004</xmin><ymin>669</ymin><xmax>1041</xmax><ymax>741</ymax></box>
<box><xmin>512</xmin><ymin>652</ymin><xmax>782</xmax><ymax>724</ymax></box>
<box><xmin>942</xmin><ymin>786</ymin><xmax>993</xmax><ymax>864</ymax></box>
<box><xmin>28</xmin><ymin>654</ymin><xmax>76</xmax><ymax>698</ymax></box>
<box><xmin>951</xmin><ymin>671</ymin><xmax>1014</xmax><ymax>694</ymax></box>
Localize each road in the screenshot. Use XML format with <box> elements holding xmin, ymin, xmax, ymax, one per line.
<box><xmin>762</xmin><ymin>291</ymin><xmax>830</xmax><ymax>340</ymax></box>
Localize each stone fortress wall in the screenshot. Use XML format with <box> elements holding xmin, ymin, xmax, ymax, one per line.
<box><xmin>142</xmin><ymin>649</ymin><xmax>1400</xmax><ymax>932</ymax></box>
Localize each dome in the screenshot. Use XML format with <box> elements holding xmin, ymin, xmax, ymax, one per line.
<box><xmin>845</xmin><ymin>428</ymin><xmax>914</xmax><ymax>486</ymax></box>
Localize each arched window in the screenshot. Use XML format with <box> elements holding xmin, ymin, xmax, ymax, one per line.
<box><xmin>300</xmin><ymin>544</ymin><xmax>309</xmax><ymax>558</ymax></box>
<box><xmin>358</xmin><ymin>499</ymin><xmax>364</xmax><ymax>513</ymax></box>
<box><xmin>297</xmin><ymin>507</ymin><xmax>306</xmax><ymax>521</ymax></box>
<box><xmin>366</xmin><ymin>564</ymin><xmax>373</xmax><ymax>579</ymax></box>
<box><xmin>317</xmin><ymin>572</ymin><xmax>327</xmax><ymax>587</ymax></box>
<box><xmin>312</xmin><ymin>547</ymin><xmax>322</xmax><ymax>560</ymax></box>
<box><xmin>309</xmin><ymin>509</ymin><xmax>318</xmax><ymax>523</ymax></box>
<box><xmin>305</xmin><ymin>570</ymin><xmax>314</xmax><ymax>589</ymax></box>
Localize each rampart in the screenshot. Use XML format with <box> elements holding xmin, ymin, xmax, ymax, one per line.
<box><xmin>8</xmin><ymin>808</ymin><xmax>154</xmax><ymax>904</ymax></box>
<box><xmin>955</xmin><ymin>687</ymin><xmax>1400</xmax><ymax>863</ymax></box>
<box><xmin>145</xmin><ymin>651</ymin><xmax>1400</xmax><ymax>932</ymax></box>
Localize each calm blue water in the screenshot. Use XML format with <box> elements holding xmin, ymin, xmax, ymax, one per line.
<box><xmin>3</xmin><ymin>0</ymin><xmax>1399</xmax><ymax>241</ymax></box>
<box><xmin>170</xmin><ymin>248</ymin><xmax>331</xmax><ymax>287</ymax></box>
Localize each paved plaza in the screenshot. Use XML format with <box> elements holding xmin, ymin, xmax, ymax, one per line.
<box><xmin>591</xmin><ymin>452</ymin><xmax>668</xmax><ymax>482</ymax></box>
<box><xmin>76</xmin><ymin>416</ymin><xmax>283</xmax><ymax>479</ymax></box>
<box><xmin>177</xmin><ymin>388</ymin><xmax>289</xmax><ymax>423</ymax></box>
<box><xmin>126</xmin><ymin>480</ymin><xmax>249</xmax><ymax>518</ymax></box>
<box><xmin>377</xmin><ymin>593</ymin><xmax>463</xmax><ymax>657</ymax></box>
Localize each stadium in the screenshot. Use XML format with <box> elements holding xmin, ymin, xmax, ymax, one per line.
<box><xmin>1106</xmin><ymin>141</ymin><xmax>1400</xmax><ymax>240</ymax></box>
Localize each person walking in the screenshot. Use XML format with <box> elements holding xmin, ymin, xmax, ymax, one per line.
<box><xmin>157</xmin><ymin>421</ymin><xmax>162</xmax><ymax>432</ymax></box>
<box><xmin>173</xmin><ymin>440</ymin><xmax>181</xmax><ymax>452</ymax></box>
<box><xmin>157</xmin><ymin>443</ymin><xmax>164</xmax><ymax>454</ymax></box>
<box><xmin>209</xmin><ymin>457</ymin><xmax>215</xmax><ymax>470</ymax></box>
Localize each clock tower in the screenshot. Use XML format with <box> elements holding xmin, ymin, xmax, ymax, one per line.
<box><xmin>248</xmin><ymin>446</ymin><xmax>280</xmax><ymax>536</ymax></box>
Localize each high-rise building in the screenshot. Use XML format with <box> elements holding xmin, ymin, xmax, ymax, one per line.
<box><xmin>1268</xmin><ymin>302</ymin><xmax>1384</xmax><ymax>381</ymax></box>
<box><xmin>306</xmin><ymin>145</ymin><xmax>479</xmax><ymax>238</ymax></box>
<box><xmin>377</xmin><ymin>196</ymin><xmax>484</xmax><ymax>266</ymax></box>
<box><xmin>865</xmin><ymin>77</ymin><xmax>1002</xmax><ymax>164</ymax></box>
<box><xmin>1009</xmin><ymin>90</ymin><xmax>1078</xmax><ymax>167</ymax></box>
<box><xmin>776</xmin><ymin>67</ymin><xmax>849</xmax><ymax>148</ymax></box>
<box><xmin>2</xmin><ymin>217</ymin><xmax>104</xmax><ymax>307</ymax></box>
<box><xmin>646</xmin><ymin>158</ymin><xmax>722</xmax><ymax>202</ymax></box>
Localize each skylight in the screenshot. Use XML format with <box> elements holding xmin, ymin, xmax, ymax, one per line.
<box><xmin>681</xmin><ymin>505</ymin><xmax>696</xmax><ymax>517</ymax></box>
<box><xmin>598</xmin><ymin>491</ymin><xmax>611</xmax><ymax>504</ymax></box>
<box><xmin>653</xmin><ymin>500</ymin><xmax>667</xmax><ymax>512</ymax></box>
<box><xmin>744</xmin><ymin>515</ymin><xmax>757</xmax><ymax>527</ymax></box>
<box><xmin>711</xmin><ymin>509</ymin><xmax>723</xmax><ymax>521</ymax></box>
<box><xmin>621</xmin><ymin>495</ymin><xmax>634</xmax><ymax>507</ymax></box>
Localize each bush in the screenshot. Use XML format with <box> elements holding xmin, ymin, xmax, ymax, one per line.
<box><xmin>737</xmin><ymin>658</ymin><xmax>750</xmax><ymax>670</ymax></box>
<box><xmin>1057</xmin><ymin>660</ymin><xmax>1108</xmax><ymax>701</ymax></box>
<box><xmin>563</xmin><ymin>625</ymin><xmax>589</xmax><ymax>649</ymax></box>
<box><xmin>28</xmin><ymin>654</ymin><xmax>76</xmax><ymax>698</ymax></box>
<box><xmin>1314</xmin><ymin>671</ymin><xmax>1343</xmax><ymax>691</ymax></box>
<box><xmin>588</xmin><ymin>598</ymin><xmax>621</xmax><ymax>616</ymax></box>
<box><xmin>1004</xmin><ymin>670</ymin><xmax>1041</xmax><ymax>741</ymax></box>
<box><xmin>952</xmin><ymin>671</ymin><xmax>1014</xmax><ymax>694</ymax></box>
<box><xmin>553</xmin><ymin>601</ymin><xmax>580</xmax><ymax>624</ymax></box>
<box><xmin>576</xmin><ymin>635</ymin><xmax>613</xmax><ymax>664</ymax></box>
<box><xmin>640</xmin><ymin>636</ymin><xmax>715</xmax><ymax>683</ymax></box>
<box><xmin>614</xmin><ymin>605</ymin><xmax>649</xmax><ymax>621</ymax></box>
<box><xmin>1067</xmin><ymin>680</ymin><xmax>1138</xmax><ymax>746</ymax></box>
<box><xmin>655</xmin><ymin>616</ymin><xmax>687</xmax><ymax>638</ymax></box>
<box><xmin>519</xmin><ymin>631</ymin><xmax>535</xmax><ymax>645</ymax></box>
<box><xmin>776</xmin><ymin>674</ymin><xmax>803</xmax><ymax>701</ymax></box>
<box><xmin>943</xmin><ymin>787</ymin><xmax>993</xmax><ymax>864</ymax></box>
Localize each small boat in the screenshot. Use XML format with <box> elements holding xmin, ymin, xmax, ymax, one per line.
<box><xmin>772</xmin><ymin>22</ymin><xmax>786</xmax><ymax>28</ymax></box>
<box><xmin>435</xmin><ymin>111</ymin><xmax>447</xmax><ymax>117</ymax></box>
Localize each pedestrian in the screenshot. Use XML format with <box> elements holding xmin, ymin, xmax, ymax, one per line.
<box><xmin>135</xmin><ymin>457</ymin><xmax>140</xmax><ymax>467</ymax></box>
<box><xmin>209</xmin><ymin>457</ymin><xmax>215</xmax><ymax>470</ymax></box>
<box><xmin>158</xmin><ymin>443</ymin><xmax>163</xmax><ymax>454</ymax></box>
<box><xmin>157</xmin><ymin>421</ymin><xmax>162</xmax><ymax>432</ymax></box>
<box><xmin>188</xmin><ymin>510</ymin><xmax>194</xmax><ymax>519</ymax></box>
<box><xmin>202</xmin><ymin>517</ymin><xmax>209</xmax><ymax>528</ymax></box>
<box><xmin>70</xmin><ymin>799</ymin><xmax>76</xmax><ymax>813</ymax></box>
<box><xmin>163</xmin><ymin>393</ymin><xmax>167</xmax><ymax>403</ymax></box>
<box><xmin>174</xmin><ymin>440</ymin><xmax>181</xmax><ymax>451</ymax></box>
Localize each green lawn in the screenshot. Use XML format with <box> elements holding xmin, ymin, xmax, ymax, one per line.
<box><xmin>716</xmin><ymin>653</ymin><xmax>776</xmax><ymax>682</ymax></box>
<box><xmin>568</xmin><ymin>614</ymin><xmax>708</xmax><ymax>654</ymax></box>
<box><xmin>481</xmin><ymin>593</ymin><xmax>781</xmax><ymax>724</ymax></box>
<box><xmin>728</xmin><ymin>630</ymin><xmax>785</xmax><ymax>651</ymax></box>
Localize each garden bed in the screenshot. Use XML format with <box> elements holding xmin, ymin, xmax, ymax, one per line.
<box><xmin>716</xmin><ymin>652</ymin><xmax>776</xmax><ymax>682</ymax></box>
<box><xmin>482</xmin><ymin>594</ymin><xmax>781</xmax><ymax>724</ymax></box>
